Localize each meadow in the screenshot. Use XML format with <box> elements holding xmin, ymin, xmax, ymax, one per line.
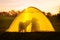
<box><xmin>0</xmin><ymin>16</ymin><xmax>15</xmax><ymax>32</ymax></box>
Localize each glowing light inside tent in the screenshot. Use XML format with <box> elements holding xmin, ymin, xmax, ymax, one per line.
<box><xmin>6</xmin><ymin>7</ymin><xmax>55</xmax><ymax>32</ymax></box>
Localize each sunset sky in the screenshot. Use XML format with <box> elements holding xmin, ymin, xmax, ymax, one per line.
<box><xmin>0</xmin><ymin>0</ymin><xmax>60</xmax><ymax>14</ymax></box>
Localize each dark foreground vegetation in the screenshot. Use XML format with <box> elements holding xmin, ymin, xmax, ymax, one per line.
<box><xmin>0</xmin><ymin>32</ymin><xmax>60</xmax><ymax>40</ymax></box>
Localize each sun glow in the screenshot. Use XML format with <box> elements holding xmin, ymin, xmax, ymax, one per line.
<box><xmin>0</xmin><ymin>0</ymin><xmax>60</xmax><ymax>14</ymax></box>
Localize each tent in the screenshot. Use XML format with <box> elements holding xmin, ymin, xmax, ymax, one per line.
<box><xmin>6</xmin><ymin>7</ymin><xmax>55</xmax><ymax>32</ymax></box>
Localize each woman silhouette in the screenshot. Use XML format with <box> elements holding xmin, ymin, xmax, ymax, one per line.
<box><xmin>31</xmin><ymin>18</ymin><xmax>39</xmax><ymax>32</ymax></box>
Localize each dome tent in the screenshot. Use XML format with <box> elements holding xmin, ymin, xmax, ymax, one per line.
<box><xmin>6</xmin><ymin>6</ymin><xmax>55</xmax><ymax>32</ymax></box>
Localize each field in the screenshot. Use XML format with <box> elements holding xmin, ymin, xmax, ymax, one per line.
<box><xmin>47</xmin><ymin>16</ymin><xmax>60</xmax><ymax>31</ymax></box>
<box><xmin>0</xmin><ymin>16</ymin><xmax>15</xmax><ymax>32</ymax></box>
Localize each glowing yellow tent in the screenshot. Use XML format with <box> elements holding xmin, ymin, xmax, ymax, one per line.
<box><xmin>6</xmin><ymin>7</ymin><xmax>55</xmax><ymax>32</ymax></box>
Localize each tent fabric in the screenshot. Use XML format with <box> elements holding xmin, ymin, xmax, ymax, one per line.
<box><xmin>6</xmin><ymin>7</ymin><xmax>55</xmax><ymax>32</ymax></box>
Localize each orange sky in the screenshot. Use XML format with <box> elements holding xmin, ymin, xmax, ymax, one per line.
<box><xmin>0</xmin><ymin>0</ymin><xmax>60</xmax><ymax>14</ymax></box>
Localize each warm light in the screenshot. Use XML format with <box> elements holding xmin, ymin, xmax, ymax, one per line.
<box><xmin>6</xmin><ymin>7</ymin><xmax>55</xmax><ymax>32</ymax></box>
<box><xmin>0</xmin><ymin>0</ymin><xmax>60</xmax><ymax>14</ymax></box>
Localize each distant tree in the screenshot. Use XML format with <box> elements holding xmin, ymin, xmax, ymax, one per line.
<box><xmin>17</xmin><ymin>11</ymin><xmax>20</xmax><ymax>14</ymax></box>
<box><xmin>16</xmin><ymin>11</ymin><xmax>21</xmax><ymax>16</ymax></box>
<box><xmin>57</xmin><ymin>13</ymin><xmax>60</xmax><ymax>19</ymax></box>
<box><xmin>47</xmin><ymin>12</ymin><xmax>51</xmax><ymax>17</ymax></box>
<box><xmin>9</xmin><ymin>10</ymin><xmax>17</xmax><ymax>17</ymax></box>
<box><xmin>0</xmin><ymin>12</ymin><xmax>9</xmax><ymax>16</ymax></box>
<box><xmin>42</xmin><ymin>11</ymin><xmax>46</xmax><ymax>15</ymax></box>
<box><xmin>46</xmin><ymin>12</ymin><xmax>52</xmax><ymax>21</ymax></box>
<box><xmin>0</xmin><ymin>12</ymin><xmax>2</xmax><ymax>16</ymax></box>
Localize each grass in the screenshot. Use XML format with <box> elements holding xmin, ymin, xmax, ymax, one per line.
<box><xmin>47</xmin><ymin>16</ymin><xmax>60</xmax><ymax>31</ymax></box>
<box><xmin>0</xmin><ymin>16</ymin><xmax>15</xmax><ymax>32</ymax></box>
